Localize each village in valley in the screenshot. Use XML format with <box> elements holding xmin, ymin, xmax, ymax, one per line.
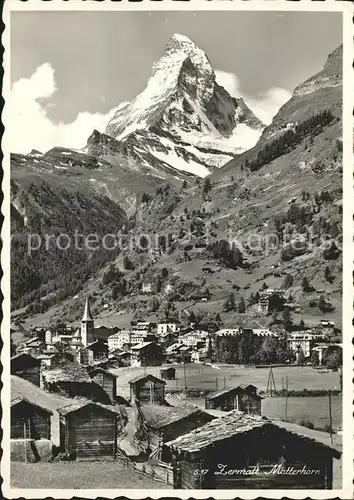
<box><xmin>10</xmin><ymin>291</ymin><xmax>343</xmax><ymax>489</ymax></box>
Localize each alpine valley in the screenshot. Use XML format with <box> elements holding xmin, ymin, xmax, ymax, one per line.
<box><xmin>11</xmin><ymin>36</ymin><xmax>342</xmax><ymax>337</ymax></box>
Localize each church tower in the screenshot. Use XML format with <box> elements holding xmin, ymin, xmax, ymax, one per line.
<box><xmin>81</xmin><ymin>297</ymin><xmax>94</xmax><ymax>347</ymax></box>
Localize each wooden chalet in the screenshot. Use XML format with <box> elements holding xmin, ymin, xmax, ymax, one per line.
<box><xmin>77</xmin><ymin>339</ymin><xmax>108</xmax><ymax>366</ymax></box>
<box><xmin>259</xmin><ymin>289</ymin><xmax>286</xmax><ymax>315</ymax></box>
<box><xmin>130</xmin><ymin>342</ymin><xmax>164</xmax><ymax>367</ymax></box>
<box><xmin>87</xmin><ymin>338</ymin><xmax>109</xmax><ymax>359</ymax></box>
<box><xmin>205</xmin><ymin>384</ymin><xmax>263</xmax><ymax>414</ymax></box>
<box><xmin>129</xmin><ymin>374</ymin><xmax>166</xmax><ymax>405</ymax></box>
<box><xmin>58</xmin><ymin>401</ymin><xmax>121</xmax><ymax>461</ymax></box>
<box><xmin>41</xmin><ymin>363</ymin><xmax>112</xmax><ymax>405</ymax></box>
<box><xmin>11</xmin><ymin>397</ymin><xmax>53</xmax><ymax>462</ymax></box>
<box><xmin>87</xmin><ymin>368</ymin><xmax>117</xmax><ymax>403</ymax></box>
<box><xmin>11</xmin><ymin>353</ymin><xmax>41</xmax><ymax>386</ymax></box>
<box><xmin>160</xmin><ymin>367</ymin><xmax>176</xmax><ymax>380</ymax></box>
<box><xmin>11</xmin><ymin>397</ymin><xmax>52</xmax><ymax>440</ymax></box>
<box><xmin>166</xmin><ymin>411</ymin><xmax>341</xmax><ymax>490</ymax></box>
<box><xmin>12</xmin><ymin>374</ymin><xmax>76</xmax><ymax>448</ymax></box>
<box><xmin>137</xmin><ymin>404</ymin><xmax>215</xmax><ymax>462</ymax></box>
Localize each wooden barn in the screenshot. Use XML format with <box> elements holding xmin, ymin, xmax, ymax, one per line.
<box><xmin>130</xmin><ymin>342</ymin><xmax>164</xmax><ymax>367</ymax></box>
<box><xmin>160</xmin><ymin>367</ymin><xmax>176</xmax><ymax>380</ymax></box>
<box><xmin>11</xmin><ymin>397</ymin><xmax>53</xmax><ymax>462</ymax></box>
<box><xmin>11</xmin><ymin>397</ymin><xmax>52</xmax><ymax>440</ymax></box>
<box><xmin>136</xmin><ymin>404</ymin><xmax>215</xmax><ymax>462</ymax></box>
<box><xmin>11</xmin><ymin>353</ymin><xmax>41</xmax><ymax>386</ymax></box>
<box><xmin>41</xmin><ymin>363</ymin><xmax>112</xmax><ymax>405</ymax></box>
<box><xmin>166</xmin><ymin>411</ymin><xmax>341</xmax><ymax>490</ymax></box>
<box><xmin>205</xmin><ymin>384</ymin><xmax>263</xmax><ymax>414</ymax></box>
<box><xmin>12</xmin><ymin>374</ymin><xmax>77</xmax><ymax>448</ymax></box>
<box><xmin>129</xmin><ymin>374</ymin><xmax>166</xmax><ymax>405</ymax></box>
<box><xmin>87</xmin><ymin>368</ymin><xmax>117</xmax><ymax>403</ymax></box>
<box><xmin>58</xmin><ymin>401</ymin><xmax>121</xmax><ymax>461</ymax></box>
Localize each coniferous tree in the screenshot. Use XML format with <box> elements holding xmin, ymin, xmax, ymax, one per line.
<box><xmin>238</xmin><ymin>297</ymin><xmax>246</xmax><ymax>313</ymax></box>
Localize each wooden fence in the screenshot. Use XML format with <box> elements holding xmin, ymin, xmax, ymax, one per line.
<box><xmin>116</xmin><ymin>448</ymin><xmax>173</xmax><ymax>485</ymax></box>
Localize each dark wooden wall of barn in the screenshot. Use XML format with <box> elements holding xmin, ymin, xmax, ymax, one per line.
<box><xmin>175</xmin><ymin>426</ymin><xmax>335</xmax><ymax>489</ymax></box>
<box><xmin>131</xmin><ymin>380</ymin><xmax>165</xmax><ymax>405</ymax></box>
<box><xmin>201</xmin><ymin>426</ymin><xmax>333</xmax><ymax>489</ymax></box>
<box><xmin>91</xmin><ymin>373</ymin><xmax>116</xmax><ymax>402</ymax></box>
<box><xmin>206</xmin><ymin>392</ymin><xmax>261</xmax><ymax>415</ymax></box>
<box><xmin>63</xmin><ymin>406</ymin><xmax>117</xmax><ymax>460</ymax></box>
<box><xmin>161</xmin><ymin>414</ymin><xmax>214</xmax><ymax>462</ymax></box>
<box><xmin>11</xmin><ymin>405</ymin><xmax>50</xmax><ymax>440</ymax></box>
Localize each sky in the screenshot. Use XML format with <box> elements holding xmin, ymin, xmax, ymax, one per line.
<box><xmin>10</xmin><ymin>10</ymin><xmax>342</xmax><ymax>153</ymax></box>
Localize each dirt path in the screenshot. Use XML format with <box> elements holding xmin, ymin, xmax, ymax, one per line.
<box><xmin>117</xmin><ymin>407</ymin><xmax>140</xmax><ymax>456</ymax></box>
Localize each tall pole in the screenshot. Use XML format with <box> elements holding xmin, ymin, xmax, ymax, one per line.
<box><xmin>24</xmin><ymin>419</ymin><xmax>27</xmax><ymax>464</ymax></box>
<box><xmin>224</xmin><ymin>375</ymin><xmax>226</xmax><ymax>388</ymax></box>
<box><xmin>328</xmin><ymin>390</ymin><xmax>333</xmax><ymax>444</ymax></box>
<box><xmin>183</xmin><ymin>358</ymin><xmax>187</xmax><ymax>390</ymax></box>
<box><xmin>285</xmin><ymin>376</ymin><xmax>288</xmax><ymax>422</ymax></box>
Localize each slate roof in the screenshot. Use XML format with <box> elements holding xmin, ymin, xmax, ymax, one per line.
<box><xmin>57</xmin><ymin>400</ymin><xmax>121</xmax><ymax>416</ymax></box>
<box><xmin>129</xmin><ymin>373</ymin><xmax>166</xmax><ymax>385</ymax></box>
<box><xmin>11</xmin><ymin>396</ymin><xmax>53</xmax><ymax>415</ymax></box>
<box><xmin>42</xmin><ymin>363</ymin><xmax>92</xmax><ymax>383</ymax></box>
<box><xmin>206</xmin><ymin>385</ymin><xmax>261</xmax><ymax>400</ymax></box>
<box><xmin>166</xmin><ymin>410</ymin><xmax>341</xmax><ymax>457</ymax></box>
<box><xmin>141</xmin><ymin>404</ymin><xmax>214</xmax><ymax>429</ymax></box>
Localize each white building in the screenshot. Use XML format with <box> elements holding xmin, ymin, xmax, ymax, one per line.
<box><xmin>157</xmin><ymin>323</ymin><xmax>178</xmax><ymax>336</ymax></box>
<box><xmin>320</xmin><ymin>320</ymin><xmax>335</xmax><ymax>337</ymax></box>
<box><xmin>287</xmin><ymin>332</ymin><xmax>327</xmax><ymax>358</ymax></box>
<box><xmin>179</xmin><ymin>330</ymin><xmax>209</xmax><ymax>347</ymax></box>
<box><xmin>252</xmin><ymin>328</ymin><xmax>278</xmax><ymax>338</ymax></box>
<box><xmin>108</xmin><ymin>331</ymin><xmax>131</xmax><ymax>351</ymax></box>
<box><xmin>214</xmin><ymin>328</ymin><xmax>240</xmax><ymax>337</ymax></box>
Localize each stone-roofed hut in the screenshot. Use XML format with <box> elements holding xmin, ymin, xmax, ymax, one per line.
<box><xmin>58</xmin><ymin>401</ymin><xmax>124</xmax><ymax>461</ymax></box>
<box><xmin>136</xmin><ymin>404</ymin><xmax>215</xmax><ymax>462</ymax></box>
<box><xmin>205</xmin><ymin>384</ymin><xmax>263</xmax><ymax>414</ymax></box>
<box><xmin>41</xmin><ymin>363</ymin><xmax>112</xmax><ymax>404</ymax></box>
<box><xmin>11</xmin><ymin>353</ymin><xmax>41</xmax><ymax>386</ymax></box>
<box><xmin>129</xmin><ymin>374</ymin><xmax>166</xmax><ymax>405</ymax></box>
<box><xmin>166</xmin><ymin>410</ymin><xmax>341</xmax><ymax>490</ymax></box>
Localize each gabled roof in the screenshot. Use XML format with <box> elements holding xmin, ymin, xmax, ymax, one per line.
<box><xmin>206</xmin><ymin>385</ymin><xmax>261</xmax><ymax>401</ymax></box>
<box><xmin>57</xmin><ymin>400</ymin><xmax>121</xmax><ymax>416</ymax></box>
<box><xmin>129</xmin><ymin>373</ymin><xmax>166</xmax><ymax>385</ymax></box>
<box><xmin>88</xmin><ymin>367</ymin><xmax>117</xmax><ymax>379</ymax></box>
<box><xmin>11</xmin><ymin>375</ymin><xmax>76</xmax><ymax>413</ymax></box>
<box><xmin>82</xmin><ymin>297</ymin><xmax>93</xmax><ymax>322</ymax></box>
<box><xmin>141</xmin><ymin>404</ymin><xmax>214</xmax><ymax>429</ymax></box>
<box><xmin>42</xmin><ymin>363</ymin><xmax>92</xmax><ymax>383</ymax></box>
<box><xmin>166</xmin><ymin>410</ymin><xmax>342</xmax><ymax>458</ymax></box>
<box><xmin>11</xmin><ymin>353</ymin><xmax>41</xmax><ymax>369</ymax></box>
<box><xmin>131</xmin><ymin>342</ymin><xmax>153</xmax><ymax>350</ymax></box>
<box><xmin>11</xmin><ymin>396</ymin><xmax>53</xmax><ymax>415</ymax></box>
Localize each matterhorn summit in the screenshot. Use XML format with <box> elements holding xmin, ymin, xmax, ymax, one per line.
<box><xmin>106</xmin><ymin>34</ymin><xmax>265</xmax><ymax>177</ymax></box>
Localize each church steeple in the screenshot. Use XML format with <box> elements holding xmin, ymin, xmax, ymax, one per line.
<box><xmin>82</xmin><ymin>297</ymin><xmax>93</xmax><ymax>322</ymax></box>
<box><xmin>81</xmin><ymin>297</ymin><xmax>94</xmax><ymax>347</ymax></box>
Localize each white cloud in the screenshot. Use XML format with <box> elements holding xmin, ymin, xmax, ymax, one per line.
<box><xmin>215</xmin><ymin>69</ymin><xmax>292</xmax><ymax>125</ymax></box>
<box><xmin>9</xmin><ymin>63</ymin><xmax>122</xmax><ymax>154</ymax></box>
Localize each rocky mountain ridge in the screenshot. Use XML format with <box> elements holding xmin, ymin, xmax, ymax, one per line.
<box><xmin>106</xmin><ymin>33</ymin><xmax>265</xmax><ymax>176</ymax></box>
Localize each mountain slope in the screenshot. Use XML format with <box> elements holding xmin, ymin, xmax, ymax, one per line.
<box><xmin>106</xmin><ymin>34</ymin><xmax>265</xmax><ymax>176</ymax></box>
<box><xmin>11</xmin><ymin>45</ymin><xmax>342</xmax><ymax>334</ymax></box>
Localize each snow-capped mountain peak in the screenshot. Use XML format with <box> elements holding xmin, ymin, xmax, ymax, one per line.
<box><xmin>106</xmin><ymin>34</ymin><xmax>265</xmax><ymax>177</ymax></box>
